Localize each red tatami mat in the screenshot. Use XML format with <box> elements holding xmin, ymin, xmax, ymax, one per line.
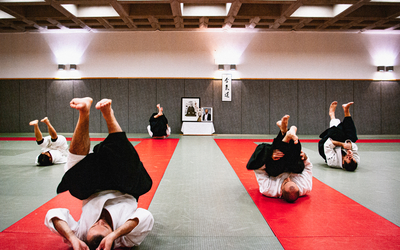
<box><xmin>0</xmin><ymin>138</ymin><xmax>178</xmax><ymax>250</ymax></box>
<box><xmin>215</xmin><ymin>139</ymin><xmax>400</xmax><ymax>250</ymax></box>
<box><xmin>2</xmin><ymin>137</ymin><xmax>400</xmax><ymax>144</ymax></box>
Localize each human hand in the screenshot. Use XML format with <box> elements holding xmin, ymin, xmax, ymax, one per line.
<box><xmin>347</xmin><ymin>149</ymin><xmax>353</xmax><ymax>157</ymax></box>
<box><xmin>96</xmin><ymin>232</ymin><xmax>117</xmax><ymax>250</ymax></box>
<box><xmin>70</xmin><ymin>238</ymin><xmax>89</xmax><ymax>250</ymax></box>
<box><xmin>272</xmin><ymin>149</ymin><xmax>284</xmax><ymax>160</ymax></box>
<box><xmin>300</xmin><ymin>151</ymin><xmax>307</xmax><ymax>161</ymax></box>
<box><xmin>343</xmin><ymin>142</ymin><xmax>352</xmax><ymax>150</ymax></box>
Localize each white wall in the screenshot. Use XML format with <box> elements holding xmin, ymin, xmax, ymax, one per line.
<box><xmin>0</xmin><ymin>30</ymin><xmax>399</xmax><ymax>80</ymax></box>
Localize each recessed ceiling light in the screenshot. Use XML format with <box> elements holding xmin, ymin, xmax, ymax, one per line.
<box><xmin>0</xmin><ymin>10</ymin><xmax>14</xmax><ymax>19</ymax></box>
<box><xmin>0</xmin><ymin>0</ymin><xmax>45</xmax><ymax>2</ymax></box>
<box><xmin>291</xmin><ymin>4</ymin><xmax>352</xmax><ymax>18</ymax></box>
<box><xmin>61</xmin><ymin>4</ymin><xmax>119</xmax><ymax>17</ymax></box>
<box><xmin>182</xmin><ymin>3</ymin><xmax>230</xmax><ymax>16</ymax></box>
<box><xmin>370</xmin><ymin>0</ymin><xmax>400</xmax><ymax>2</ymax></box>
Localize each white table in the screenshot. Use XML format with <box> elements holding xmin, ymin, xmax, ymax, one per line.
<box><xmin>181</xmin><ymin>122</ymin><xmax>215</xmax><ymax>135</ymax></box>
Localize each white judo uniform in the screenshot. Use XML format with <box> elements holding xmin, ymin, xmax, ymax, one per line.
<box><xmin>35</xmin><ymin>135</ymin><xmax>68</xmax><ymax>165</ymax></box>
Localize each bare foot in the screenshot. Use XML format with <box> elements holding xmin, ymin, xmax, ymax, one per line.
<box><xmin>329</xmin><ymin>101</ymin><xmax>338</xmax><ymax>119</ymax></box>
<box><xmin>284</xmin><ymin>126</ymin><xmax>299</xmax><ymax>144</ymax></box>
<box><xmin>156</xmin><ymin>104</ymin><xmax>163</xmax><ymax>115</ymax></box>
<box><xmin>40</xmin><ymin>117</ymin><xmax>49</xmax><ymax>124</ymax></box>
<box><xmin>342</xmin><ymin>102</ymin><xmax>354</xmax><ymax>111</ymax></box>
<box><xmin>29</xmin><ymin>119</ymin><xmax>38</xmax><ymax>126</ymax></box>
<box><xmin>96</xmin><ymin>99</ymin><xmax>122</xmax><ymax>133</ymax></box>
<box><xmin>70</xmin><ymin>97</ymin><xmax>93</xmax><ymax>113</ymax></box>
<box><xmin>277</xmin><ymin>115</ymin><xmax>290</xmax><ymax>134</ymax></box>
<box><xmin>342</xmin><ymin>102</ymin><xmax>354</xmax><ymax>117</ymax></box>
<box><xmin>95</xmin><ymin>98</ymin><xmax>113</xmax><ymax>116</ymax></box>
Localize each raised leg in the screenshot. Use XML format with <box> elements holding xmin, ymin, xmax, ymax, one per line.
<box><xmin>342</xmin><ymin>102</ymin><xmax>354</xmax><ymax>117</ymax></box>
<box><xmin>41</xmin><ymin>117</ymin><xmax>57</xmax><ymax>140</ymax></box>
<box><xmin>95</xmin><ymin>99</ymin><xmax>122</xmax><ymax>134</ymax></box>
<box><xmin>29</xmin><ymin>119</ymin><xmax>43</xmax><ymax>142</ymax></box>
<box><xmin>157</xmin><ymin>104</ymin><xmax>163</xmax><ymax>116</ymax></box>
<box><xmin>329</xmin><ymin>101</ymin><xmax>338</xmax><ymax>120</ymax></box>
<box><xmin>283</xmin><ymin>126</ymin><xmax>299</xmax><ymax>144</ymax></box>
<box><xmin>69</xmin><ymin>97</ymin><xmax>93</xmax><ymax>155</ymax></box>
<box><xmin>276</xmin><ymin>115</ymin><xmax>290</xmax><ymax>135</ymax></box>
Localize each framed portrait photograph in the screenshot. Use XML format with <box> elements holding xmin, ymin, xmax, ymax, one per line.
<box><xmin>181</xmin><ymin>97</ymin><xmax>200</xmax><ymax>122</ymax></box>
<box><xmin>201</xmin><ymin>107</ymin><xmax>213</xmax><ymax>122</ymax></box>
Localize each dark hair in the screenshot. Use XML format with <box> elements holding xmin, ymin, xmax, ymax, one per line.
<box><xmin>37</xmin><ymin>153</ymin><xmax>52</xmax><ymax>166</ymax></box>
<box><xmin>85</xmin><ymin>235</ymin><xmax>115</xmax><ymax>250</ymax></box>
<box><xmin>282</xmin><ymin>186</ymin><xmax>299</xmax><ymax>203</ymax></box>
<box><xmin>343</xmin><ymin>160</ymin><xmax>358</xmax><ymax>171</ymax></box>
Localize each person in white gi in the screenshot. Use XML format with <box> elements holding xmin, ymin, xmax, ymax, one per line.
<box><xmin>45</xmin><ymin>97</ymin><xmax>154</xmax><ymax>250</ymax></box>
<box><xmin>318</xmin><ymin>101</ymin><xmax>360</xmax><ymax>171</ymax></box>
<box><xmin>253</xmin><ymin>155</ymin><xmax>313</xmax><ymax>202</ymax></box>
<box><xmin>247</xmin><ymin>115</ymin><xmax>313</xmax><ymax>203</ymax></box>
<box><xmin>29</xmin><ymin>117</ymin><xmax>68</xmax><ymax>166</ymax></box>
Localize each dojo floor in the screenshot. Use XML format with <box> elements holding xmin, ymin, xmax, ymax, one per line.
<box><xmin>1</xmin><ymin>133</ymin><xmax>400</xmax><ymax>249</ymax></box>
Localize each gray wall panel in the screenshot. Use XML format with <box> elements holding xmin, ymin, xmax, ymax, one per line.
<box><xmin>184</xmin><ymin>79</ymin><xmax>214</xmax><ymax>107</ymax></box>
<box><xmin>298</xmin><ymin>80</ymin><xmax>326</xmax><ymax>135</ymax></box>
<box><xmin>325</xmin><ymin>80</ymin><xmax>355</xmax><ymax>129</ymax></box>
<box><xmin>213</xmin><ymin>80</ymin><xmax>242</xmax><ymax>134</ymax></box>
<box><xmin>354</xmin><ymin>80</ymin><xmax>381</xmax><ymax>134</ymax></box>
<box><xmin>157</xmin><ymin>79</ymin><xmax>185</xmax><ymax>134</ymax></box>
<box><xmin>129</xmin><ymin>79</ymin><xmax>157</xmax><ymax>133</ymax></box>
<box><xmin>241</xmin><ymin>80</ymin><xmax>269</xmax><ymax>134</ymax></box>
<box><xmin>46</xmin><ymin>80</ymin><xmax>74</xmax><ymax>133</ymax></box>
<box><xmin>73</xmin><ymin>79</ymin><xmax>102</xmax><ymax>133</ymax></box>
<box><xmin>100</xmin><ymin>79</ymin><xmax>129</xmax><ymax>133</ymax></box>
<box><xmin>0</xmin><ymin>80</ymin><xmax>19</xmax><ymax>132</ymax></box>
<box><xmin>20</xmin><ymin>80</ymin><xmax>46</xmax><ymax>133</ymax></box>
<box><xmin>269</xmin><ymin>80</ymin><xmax>298</xmax><ymax>135</ymax></box>
<box><xmin>1</xmin><ymin>78</ymin><xmax>399</xmax><ymax>135</ymax></box>
<box><xmin>381</xmin><ymin>81</ymin><xmax>400</xmax><ymax>134</ymax></box>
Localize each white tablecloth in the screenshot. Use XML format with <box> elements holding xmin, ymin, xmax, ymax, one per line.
<box><xmin>181</xmin><ymin>122</ymin><xmax>215</xmax><ymax>135</ymax></box>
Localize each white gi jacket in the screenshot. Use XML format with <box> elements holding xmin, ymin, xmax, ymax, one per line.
<box><xmin>254</xmin><ymin>158</ymin><xmax>313</xmax><ymax>198</ymax></box>
<box><xmin>324</xmin><ymin>139</ymin><xmax>360</xmax><ymax>169</ymax></box>
<box><xmin>35</xmin><ymin>135</ymin><xmax>68</xmax><ymax>165</ymax></box>
<box><xmin>45</xmin><ymin>190</ymin><xmax>154</xmax><ymax>247</ymax></box>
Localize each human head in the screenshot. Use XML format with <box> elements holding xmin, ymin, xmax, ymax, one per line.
<box><xmin>343</xmin><ymin>159</ymin><xmax>358</xmax><ymax>171</ymax></box>
<box><xmin>86</xmin><ymin>219</ymin><xmax>114</xmax><ymax>250</ymax></box>
<box><xmin>37</xmin><ymin>151</ymin><xmax>53</xmax><ymax>166</ymax></box>
<box><xmin>281</xmin><ymin>177</ymin><xmax>300</xmax><ymax>203</ymax></box>
<box><xmin>342</xmin><ymin>150</ymin><xmax>357</xmax><ymax>171</ymax></box>
<box><xmin>205</xmin><ymin>109</ymin><xmax>208</xmax><ymax>114</ymax></box>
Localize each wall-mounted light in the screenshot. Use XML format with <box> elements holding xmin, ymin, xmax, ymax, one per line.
<box><xmin>58</xmin><ymin>64</ymin><xmax>78</xmax><ymax>70</ymax></box>
<box><xmin>386</xmin><ymin>66</ymin><xmax>394</xmax><ymax>72</ymax></box>
<box><xmin>377</xmin><ymin>66</ymin><xmax>385</xmax><ymax>72</ymax></box>
<box><xmin>218</xmin><ymin>64</ymin><xmax>238</xmax><ymax>71</ymax></box>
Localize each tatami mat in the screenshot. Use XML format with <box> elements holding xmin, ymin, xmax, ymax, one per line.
<box><xmin>139</xmin><ymin>136</ymin><xmax>283</xmax><ymax>249</ymax></box>
<box><xmin>1</xmin><ymin>134</ymin><xmax>400</xmax><ymax>250</ymax></box>
<box><xmin>0</xmin><ymin>138</ymin><xmax>178</xmax><ymax>249</ymax></box>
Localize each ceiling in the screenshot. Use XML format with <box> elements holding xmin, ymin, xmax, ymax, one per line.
<box><xmin>1</xmin><ymin>0</ymin><xmax>400</xmax><ymax>33</ymax></box>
